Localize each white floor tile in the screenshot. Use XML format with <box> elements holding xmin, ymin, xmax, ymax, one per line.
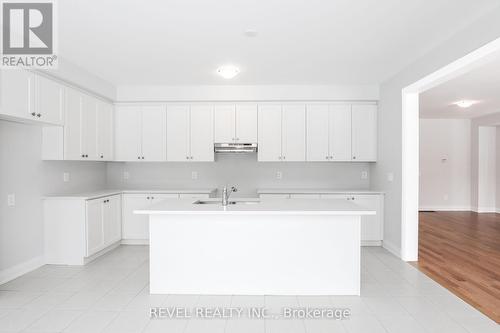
<box><xmin>341</xmin><ymin>314</ymin><xmax>387</xmax><ymax>333</ymax></box>
<box><xmin>0</xmin><ymin>291</ymin><xmax>42</xmax><ymax>308</ymax></box>
<box><xmin>376</xmin><ymin>314</ymin><xmax>426</xmax><ymax>333</ymax></box>
<box><xmin>225</xmin><ymin>318</ymin><xmax>266</xmax><ymax>333</ymax></box>
<box><xmin>56</xmin><ymin>291</ymin><xmax>105</xmax><ymax>310</ymax></box>
<box><xmin>92</xmin><ymin>292</ymin><xmax>137</xmax><ymax>311</ymax></box>
<box><xmin>265</xmin><ymin>319</ymin><xmax>306</xmax><ymax>333</ymax></box>
<box><xmin>143</xmin><ymin>318</ymin><xmax>188</xmax><ymax>333</ymax></box>
<box><xmin>361</xmin><ymin>297</ymin><xmax>408</xmax><ymax>316</ymax></box>
<box><xmin>0</xmin><ymin>308</ymin><xmax>48</xmax><ymax>332</ymax></box>
<box><xmin>62</xmin><ymin>310</ymin><xmax>119</xmax><ymax>333</ymax></box>
<box><xmin>184</xmin><ymin>319</ymin><xmax>226</xmax><ymax>333</ymax></box>
<box><xmin>25</xmin><ymin>309</ymin><xmax>83</xmax><ymax>332</ymax></box>
<box><xmin>304</xmin><ymin>319</ymin><xmax>347</xmax><ymax>333</ymax></box>
<box><xmin>102</xmin><ymin>310</ymin><xmax>151</xmax><ymax>333</ymax></box>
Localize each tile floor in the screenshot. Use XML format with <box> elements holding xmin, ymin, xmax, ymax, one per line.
<box><xmin>0</xmin><ymin>246</ymin><xmax>498</xmax><ymax>333</ymax></box>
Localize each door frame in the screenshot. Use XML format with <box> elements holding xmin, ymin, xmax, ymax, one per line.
<box><xmin>401</xmin><ymin>37</ymin><xmax>500</xmax><ymax>261</ymax></box>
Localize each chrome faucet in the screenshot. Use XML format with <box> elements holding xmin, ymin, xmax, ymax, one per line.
<box><xmin>222</xmin><ymin>186</ymin><xmax>237</xmax><ymax>206</ymax></box>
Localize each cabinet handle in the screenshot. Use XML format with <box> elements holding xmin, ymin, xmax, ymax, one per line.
<box><xmin>353</xmin><ymin>156</ymin><xmax>357</xmax><ymax>160</ymax></box>
<box><xmin>142</xmin><ymin>156</ymin><xmax>145</xmax><ymax>160</ymax></box>
<box><xmin>138</xmin><ymin>156</ymin><xmax>140</xmax><ymax>160</ymax></box>
<box><xmin>325</xmin><ymin>156</ymin><xmax>329</xmax><ymax>160</ymax></box>
<box><xmin>100</xmin><ymin>154</ymin><xmax>104</xmax><ymax>158</ymax></box>
<box><xmin>31</xmin><ymin>112</ymin><xmax>36</xmax><ymax>116</ymax></box>
<box><xmin>36</xmin><ymin>113</ymin><xmax>41</xmax><ymax>117</ymax></box>
<box><xmin>190</xmin><ymin>156</ymin><xmax>194</xmax><ymax>160</ymax></box>
<box><xmin>146</xmin><ymin>196</ymin><xmax>150</xmax><ymax>200</ymax></box>
<box><xmin>151</xmin><ymin>196</ymin><xmax>154</xmax><ymax>200</ymax></box>
<box><xmin>186</xmin><ymin>156</ymin><xmax>189</xmax><ymax>160</ymax></box>
<box><xmin>81</xmin><ymin>154</ymin><xmax>85</xmax><ymax>158</ymax></box>
<box><xmin>85</xmin><ymin>154</ymin><xmax>88</xmax><ymax>158</ymax></box>
<box><xmin>282</xmin><ymin>156</ymin><xmax>286</xmax><ymax>160</ymax></box>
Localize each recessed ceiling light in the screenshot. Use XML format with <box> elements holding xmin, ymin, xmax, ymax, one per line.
<box><xmin>454</xmin><ymin>100</ymin><xmax>476</xmax><ymax>108</ymax></box>
<box><xmin>216</xmin><ymin>65</ymin><xmax>240</xmax><ymax>79</ymax></box>
<box><xmin>244</xmin><ymin>29</ymin><xmax>258</xmax><ymax>37</ymax></box>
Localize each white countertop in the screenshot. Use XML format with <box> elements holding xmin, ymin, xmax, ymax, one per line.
<box><xmin>43</xmin><ymin>189</ymin><xmax>216</xmax><ymax>200</ymax></box>
<box><xmin>135</xmin><ymin>198</ymin><xmax>376</xmax><ymax>215</ymax></box>
<box><xmin>257</xmin><ymin>188</ymin><xmax>384</xmax><ymax>195</ymax></box>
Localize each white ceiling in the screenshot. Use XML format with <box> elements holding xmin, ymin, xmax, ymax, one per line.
<box><xmin>420</xmin><ymin>55</ymin><xmax>500</xmax><ymax>119</ymax></box>
<box><xmin>58</xmin><ymin>0</ymin><xmax>499</xmax><ymax>86</ymax></box>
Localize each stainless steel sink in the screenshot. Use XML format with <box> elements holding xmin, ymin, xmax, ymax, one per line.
<box><xmin>193</xmin><ymin>200</ymin><xmax>260</xmax><ymax>205</ymax></box>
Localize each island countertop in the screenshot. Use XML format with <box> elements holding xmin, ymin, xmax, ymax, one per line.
<box><xmin>135</xmin><ymin>198</ymin><xmax>376</xmax><ymax>215</ymax></box>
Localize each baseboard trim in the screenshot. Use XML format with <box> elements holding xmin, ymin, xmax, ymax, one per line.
<box><xmin>382</xmin><ymin>240</ymin><xmax>401</xmax><ymax>258</ymax></box>
<box><xmin>474</xmin><ymin>207</ymin><xmax>497</xmax><ymax>213</ymax></box>
<box><xmin>83</xmin><ymin>242</ymin><xmax>121</xmax><ymax>265</ymax></box>
<box><xmin>361</xmin><ymin>240</ymin><xmax>382</xmax><ymax>246</ymax></box>
<box><xmin>0</xmin><ymin>256</ymin><xmax>45</xmax><ymax>285</ymax></box>
<box><xmin>121</xmin><ymin>239</ymin><xmax>149</xmax><ymax>245</ymax></box>
<box><xmin>419</xmin><ymin>206</ymin><xmax>472</xmax><ymax>212</ymax></box>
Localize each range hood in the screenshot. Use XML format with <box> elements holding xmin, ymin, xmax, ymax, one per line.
<box><xmin>214</xmin><ymin>143</ymin><xmax>258</xmax><ymax>154</ymax></box>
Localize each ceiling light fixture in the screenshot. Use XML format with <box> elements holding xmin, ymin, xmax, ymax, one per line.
<box><xmin>216</xmin><ymin>65</ymin><xmax>240</xmax><ymax>79</ymax></box>
<box><xmin>454</xmin><ymin>100</ymin><xmax>476</xmax><ymax>108</ymax></box>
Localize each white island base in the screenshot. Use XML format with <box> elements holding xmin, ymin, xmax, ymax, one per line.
<box><xmin>138</xmin><ymin>199</ymin><xmax>374</xmax><ymax>296</ymax></box>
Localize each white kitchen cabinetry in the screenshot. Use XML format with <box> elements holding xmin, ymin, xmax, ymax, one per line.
<box><xmin>351</xmin><ymin>104</ymin><xmax>377</xmax><ymax>161</ymax></box>
<box><xmin>215</xmin><ymin>104</ymin><xmax>257</xmax><ymax>143</ymax></box>
<box><xmin>115</xmin><ymin>105</ymin><xmax>167</xmax><ymax>161</ymax></box>
<box><xmin>258</xmin><ymin>191</ymin><xmax>384</xmax><ymax>244</ymax></box>
<box><xmin>306</xmin><ymin>104</ymin><xmax>352</xmax><ymax>161</ymax></box>
<box><xmin>166</xmin><ymin>105</ymin><xmax>214</xmax><ymax>162</ymax></box>
<box><xmin>122</xmin><ymin>192</ymin><xmax>210</xmax><ymax>243</ymax></box>
<box><xmin>44</xmin><ymin>194</ymin><xmax>122</xmax><ymax>265</ymax></box>
<box><xmin>41</xmin><ymin>87</ymin><xmax>114</xmax><ymax>161</ymax></box>
<box><xmin>1</xmin><ymin>70</ymin><xmax>64</xmax><ymax>125</ymax></box>
<box><xmin>258</xmin><ymin>104</ymin><xmax>305</xmax><ymax>161</ymax></box>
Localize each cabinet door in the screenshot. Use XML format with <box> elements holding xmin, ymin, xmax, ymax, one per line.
<box><xmin>81</xmin><ymin>95</ymin><xmax>98</xmax><ymax>160</ymax></box>
<box><xmin>166</xmin><ymin>105</ymin><xmax>190</xmax><ymax>161</ymax></box>
<box><xmin>330</xmin><ymin>104</ymin><xmax>352</xmax><ymax>161</ymax></box>
<box><xmin>96</xmin><ymin>101</ymin><xmax>114</xmax><ymax>161</ymax></box>
<box><xmin>190</xmin><ymin>104</ymin><xmax>214</xmax><ymax>161</ymax></box>
<box><xmin>86</xmin><ymin>199</ymin><xmax>104</xmax><ymax>256</ymax></box>
<box><xmin>1</xmin><ymin>69</ymin><xmax>35</xmax><ymax>120</ymax></box>
<box><xmin>103</xmin><ymin>195</ymin><xmax>122</xmax><ymax>245</ymax></box>
<box><xmin>115</xmin><ymin>106</ymin><xmax>142</xmax><ymax>161</ymax></box>
<box><xmin>282</xmin><ymin>104</ymin><xmax>306</xmax><ymax>161</ymax></box>
<box><xmin>352</xmin><ymin>195</ymin><xmax>383</xmax><ymax>241</ymax></box>
<box><xmin>122</xmin><ymin>194</ymin><xmax>150</xmax><ymax>240</ymax></box>
<box><xmin>64</xmin><ymin>88</ymin><xmax>83</xmax><ymax>160</ymax></box>
<box><xmin>235</xmin><ymin>104</ymin><xmax>257</xmax><ymax>142</ymax></box>
<box><xmin>351</xmin><ymin>105</ymin><xmax>377</xmax><ymax>161</ymax></box>
<box><xmin>36</xmin><ymin>75</ymin><xmax>64</xmax><ymax>125</ymax></box>
<box><xmin>258</xmin><ymin>105</ymin><xmax>282</xmax><ymax>161</ymax></box>
<box><xmin>214</xmin><ymin>104</ymin><xmax>235</xmax><ymax>142</ymax></box>
<box><xmin>141</xmin><ymin>106</ymin><xmax>167</xmax><ymax>161</ymax></box>
<box><xmin>150</xmin><ymin>193</ymin><xmax>179</xmax><ymax>203</ymax></box>
<box><xmin>306</xmin><ymin>105</ymin><xmax>330</xmax><ymax>161</ymax></box>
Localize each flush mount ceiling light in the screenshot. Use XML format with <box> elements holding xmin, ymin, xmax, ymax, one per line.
<box><xmin>216</xmin><ymin>65</ymin><xmax>240</xmax><ymax>79</ymax></box>
<box><xmin>244</xmin><ymin>29</ymin><xmax>258</xmax><ymax>37</ymax></box>
<box><xmin>454</xmin><ymin>100</ymin><xmax>476</xmax><ymax>108</ymax></box>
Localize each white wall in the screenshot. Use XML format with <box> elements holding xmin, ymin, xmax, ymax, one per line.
<box><xmin>477</xmin><ymin>126</ymin><xmax>496</xmax><ymax>212</ymax></box>
<box><xmin>116</xmin><ymin>84</ymin><xmax>379</xmax><ymax>102</ymax></box>
<box><xmin>497</xmin><ymin>126</ymin><xmax>500</xmax><ymax>212</ymax></box>
<box><xmin>419</xmin><ymin>119</ymin><xmax>471</xmax><ymax>211</ymax></box>
<box><xmin>0</xmin><ymin>120</ymin><xmax>107</xmax><ymax>282</ymax></box>
<box><xmin>106</xmin><ymin>155</ymin><xmax>371</xmax><ymax>197</ymax></box>
<box><xmin>371</xmin><ymin>5</ymin><xmax>500</xmax><ymax>257</ymax></box>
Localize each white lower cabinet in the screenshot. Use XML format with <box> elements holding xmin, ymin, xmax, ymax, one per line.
<box><xmin>44</xmin><ymin>194</ymin><xmax>122</xmax><ymax>265</ymax></box>
<box><xmin>122</xmin><ymin>193</ymin><xmax>210</xmax><ymax>243</ymax></box>
<box><xmin>259</xmin><ymin>192</ymin><xmax>384</xmax><ymax>244</ymax></box>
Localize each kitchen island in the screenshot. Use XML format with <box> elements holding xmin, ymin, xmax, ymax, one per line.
<box><xmin>135</xmin><ymin>198</ymin><xmax>375</xmax><ymax>295</ymax></box>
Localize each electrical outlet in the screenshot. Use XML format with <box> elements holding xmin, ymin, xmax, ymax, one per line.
<box><xmin>191</xmin><ymin>171</ymin><xmax>198</xmax><ymax>180</ymax></box>
<box><xmin>63</xmin><ymin>172</ymin><xmax>70</xmax><ymax>182</ymax></box>
<box><xmin>387</xmin><ymin>172</ymin><xmax>394</xmax><ymax>182</ymax></box>
<box><xmin>276</xmin><ymin>171</ymin><xmax>283</xmax><ymax>180</ymax></box>
<box><xmin>123</xmin><ymin>171</ymin><xmax>130</xmax><ymax>180</ymax></box>
<box><xmin>361</xmin><ymin>171</ymin><xmax>368</xmax><ymax>180</ymax></box>
<box><xmin>7</xmin><ymin>194</ymin><xmax>15</xmax><ymax>207</ymax></box>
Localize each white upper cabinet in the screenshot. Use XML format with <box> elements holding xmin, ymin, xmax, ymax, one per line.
<box><xmin>96</xmin><ymin>100</ymin><xmax>114</xmax><ymax>160</ymax></box>
<box><xmin>1</xmin><ymin>69</ymin><xmax>35</xmax><ymax>121</ymax></box>
<box><xmin>329</xmin><ymin>104</ymin><xmax>352</xmax><ymax>161</ymax></box>
<box><xmin>258</xmin><ymin>104</ymin><xmax>305</xmax><ymax>162</ymax></box>
<box><xmin>306</xmin><ymin>105</ymin><xmax>330</xmax><ymax>161</ymax></box>
<box><xmin>115</xmin><ymin>105</ymin><xmax>166</xmax><ymax>161</ymax></box>
<box><xmin>258</xmin><ymin>105</ymin><xmax>282</xmax><ymax>161</ymax></box>
<box><xmin>81</xmin><ymin>94</ymin><xmax>98</xmax><ymax>160</ymax></box>
<box><xmin>166</xmin><ymin>105</ymin><xmax>190</xmax><ymax>161</ymax></box>
<box><xmin>214</xmin><ymin>104</ymin><xmax>236</xmax><ymax>142</ymax></box>
<box><xmin>167</xmin><ymin>104</ymin><xmax>214</xmax><ymax>162</ymax></box>
<box><xmin>190</xmin><ymin>105</ymin><xmax>214</xmax><ymax>161</ymax></box>
<box><xmin>235</xmin><ymin>104</ymin><xmax>257</xmax><ymax>142</ymax></box>
<box><xmin>281</xmin><ymin>104</ymin><xmax>306</xmax><ymax>161</ymax></box>
<box><xmin>141</xmin><ymin>106</ymin><xmax>167</xmax><ymax>161</ymax></box>
<box><xmin>36</xmin><ymin>74</ymin><xmax>64</xmax><ymax>125</ymax></box>
<box><xmin>64</xmin><ymin>88</ymin><xmax>83</xmax><ymax>160</ymax></box>
<box><xmin>351</xmin><ymin>104</ymin><xmax>377</xmax><ymax>161</ymax></box>
<box><xmin>215</xmin><ymin>104</ymin><xmax>257</xmax><ymax>143</ymax></box>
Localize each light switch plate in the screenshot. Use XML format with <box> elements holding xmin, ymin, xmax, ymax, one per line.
<box><xmin>63</xmin><ymin>172</ymin><xmax>70</xmax><ymax>182</ymax></box>
<box><xmin>191</xmin><ymin>171</ymin><xmax>198</xmax><ymax>180</ymax></box>
<box><xmin>123</xmin><ymin>171</ymin><xmax>130</xmax><ymax>180</ymax></box>
<box><xmin>276</xmin><ymin>171</ymin><xmax>283</xmax><ymax>180</ymax></box>
<box><xmin>361</xmin><ymin>171</ymin><xmax>368</xmax><ymax>180</ymax></box>
<box><xmin>7</xmin><ymin>194</ymin><xmax>15</xmax><ymax>207</ymax></box>
<box><xmin>387</xmin><ymin>172</ymin><xmax>394</xmax><ymax>182</ymax></box>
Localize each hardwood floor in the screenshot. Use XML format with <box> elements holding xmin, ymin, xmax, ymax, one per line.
<box><xmin>413</xmin><ymin>211</ymin><xmax>500</xmax><ymax>323</ymax></box>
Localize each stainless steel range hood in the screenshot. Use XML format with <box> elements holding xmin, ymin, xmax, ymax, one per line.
<box><xmin>214</xmin><ymin>143</ymin><xmax>258</xmax><ymax>153</ymax></box>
